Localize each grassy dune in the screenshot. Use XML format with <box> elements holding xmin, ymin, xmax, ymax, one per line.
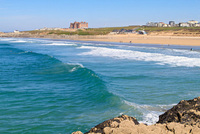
<box><xmin>24</xmin><ymin>26</ymin><xmax>139</xmax><ymax>35</ymax></box>
<box><xmin>24</xmin><ymin>26</ymin><xmax>200</xmax><ymax>36</ymax></box>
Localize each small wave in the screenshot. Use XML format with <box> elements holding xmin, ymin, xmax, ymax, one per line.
<box><xmin>44</xmin><ymin>42</ymin><xmax>77</xmax><ymax>46</ymax></box>
<box><xmin>124</xmin><ymin>100</ymin><xmax>175</xmax><ymax>125</ymax></box>
<box><xmin>36</xmin><ymin>62</ymin><xmax>84</xmax><ymax>75</ymax></box>
<box><xmin>66</xmin><ymin>63</ymin><xmax>84</xmax><ymax>72</ymax></box>
<box><xmin>17</xmin><ymin>51</ymin><xmax>32</xmax><ymax>54</ymax></box>
<box><xmin>67</xmin><ymin>63</ymin><xmax>84</xmax><ymax>68</ymax></box>
<box><xmin>0</xmin><ymin>38</ymin><xmax>29</xmax><ymax>43</ymax></box>
<box><xmin>0</xmin><ymin>38</ymin><xmax>16</xmax><ymax>41</ymax></box>
<box><xmin>11</xmin><ymin>40</ymin><xmax>27</xmax><ymax>43</ymax></box>
<box><xmin>79</xmin><ymin>46</ymin><xmax>200</xmax><ymax>67</ymax></box>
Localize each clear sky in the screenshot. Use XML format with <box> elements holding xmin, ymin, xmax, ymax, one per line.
<box><xmin>0</xmin><ymin>0</ymin><xmax>200</xmax><ymax>32</ymax></box>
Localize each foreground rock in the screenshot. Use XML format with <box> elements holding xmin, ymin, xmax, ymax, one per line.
<box><xmin>86</xmin><ymin>115</ymin><xmax>139</xmax><ymax>134</ymax></box>
<box><xmin>73</xmin><ymin>97</ymin><xmax>200</xmax><ymax>134</ymax></box>
<box><xmin>84</xmin><ymin>117</ymin><xmax>200</xmax><ymax>134</ymax></box>
<box><xmin>158</xmin><ymin>97</ymin><xmax>200</xmax><ymax>124</ymax></box>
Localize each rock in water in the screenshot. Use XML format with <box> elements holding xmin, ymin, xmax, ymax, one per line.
<box><xmin>157</xmin><ymin>97</ymin><xmax>200</xmax><ymax>124</ymax></box>
<box><xmin>85</xmin><ymin>114</ymin><xmax>139</xmax><ymax>133</ymax></box>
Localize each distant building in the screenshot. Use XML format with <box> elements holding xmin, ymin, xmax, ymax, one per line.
<box><xmin>70</xmin><ymin>21</ymin><xmax>88</xmax><ymax>29</ymax></box>
<box><xmin>179</xmin><ymin>22</ymin><xmax>190</xmax><ymax>27</ymax></box>
<box><xmin>146</xmin><ymin>20</ymin><xmax>199</xmax><ymax>27</ymax></box>
<box><xmin>157</xmin><ymin>22</ymin><xmax>165</xmax><ymax>27</ymax></box>
<box><xmin>146</xmin><ymin>22</ymin><xmax>158</xmax><ymax>27</ymax></box>
<box><xmin>188</xmin><ymin>20</ymin><xmax>198</xmax><ymax>24</ymax></box>
<box><xmin>169</xmin><ymin>21</ymin><xmax>175</xmax><ymax>27</ymax></box>
<box><xmin>14</xmin><ymin>30</ymin><xmax>20</xmax><ymax>33</ymax></box>
<box><xmin>146</xmin><ymin>22</ymin><xmax>168</xmax><ymax>27</ymax></box>
<box><xmin>163</xmin><ymin>24</ymin><xmax>169</xmax><ymax>27</ymax></box>
<box><xmin>194</xmin><ymin>23</ymin><xmax>200</xmax><ymax>27</ymax></box>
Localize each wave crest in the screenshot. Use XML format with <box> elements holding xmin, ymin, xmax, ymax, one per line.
<box><xmin>79</xmin><ymin>46</ymin><xmax>200</xmax><ymax>67</ymax></box>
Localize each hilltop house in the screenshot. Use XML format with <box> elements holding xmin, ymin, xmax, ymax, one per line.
<box><xmin>188</xmin><ymin>20</ymin><xmax>198</xmax><ymax>24</ymax></box>
<box><xmin>194</xmin><ymin>23</ymin><xmax>200</xmax><ymax>27</ymax></box>
<box><xmin>179</xmin><ymin>22</ymin><xmax>190</xmax><ymax>27</ymax></box>
<box><xmin>169</xmin><ymin>21</ymin><xmax>175</xmax><ymax>27</ymax></box>
<box><xmin>146</xmin><ymin>20</ymin><xmax>200</xmax><ymax>27</ymax></box>
<box><xmin>70</xmin><ymin>21</ymin><xmax>88</xmax><ymax>29</ymax></box>
<box><xmin>14</xmin><ymin>30</ymin><xmax>20</xmax><ymax>33</ymax></box>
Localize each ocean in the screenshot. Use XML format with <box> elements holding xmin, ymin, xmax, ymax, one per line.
<box><xmin>0</xmin><ymin>38</ymin><xmax>200</xmax><ymax>133</ymax></box>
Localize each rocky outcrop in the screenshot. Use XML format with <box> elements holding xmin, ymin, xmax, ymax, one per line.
<box><xmin>85</xmin><ymin>115</ymin><xmax>139</xmax><ymax>134</ymax></box>
<box><xmin>84</xmin><ymin>117</ymin><xmax>200</xmax><ymax>134</ymax></box>
<box><xmin>72</xmin><ymin>97</ymin><xmax>200</xmax><ymax>134</ymax></box>
<box><xmin>157</xmin><ymin>97</ymin><xmax>200</xmax><ymax>124</ymax></box>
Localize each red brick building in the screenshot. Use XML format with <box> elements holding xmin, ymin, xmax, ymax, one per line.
<box><xmin>70</xmin><ymin>21</ymin><xmax>88</xmax><ymax>29</ymax></box>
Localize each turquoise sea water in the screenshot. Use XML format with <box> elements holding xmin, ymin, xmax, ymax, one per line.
<box><xmin>0</xmin><ymin>38</ymin><xmax>200</xmax><ymax>133</ymax></box>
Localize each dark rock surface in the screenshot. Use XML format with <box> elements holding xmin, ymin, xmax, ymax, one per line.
<box><xmin>157</xmin><ymin>97</ymin><xmax>200</xmax><ymax>124</ymax></box>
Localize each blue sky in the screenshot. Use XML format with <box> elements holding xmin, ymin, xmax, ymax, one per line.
<box><xmin>0</xmin><ymin>0</ymin><xmax>200</xmax><ymax>32</ymax></box>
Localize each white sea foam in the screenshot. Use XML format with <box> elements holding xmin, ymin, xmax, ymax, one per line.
<box><xmin>124</xmin><ymin>100</ymin><xmax>175</xmax><ymax>125</ymax></box>
<box><xmin>0</xmin><ymin>38</ymin><xmax>15</xmax><ymax>41</ymax></box>
<box><xmin>0</xmin><ymin>38</ymin><xmax>27</xmax><ymax>43</ymax></box>
<box><xmin>12</xmin><ymin>40</ymin><xmax>28</xmax><ymax>43</ymax></box>
<box><xmin>0</xmin><ymin>38</ymin><xmax>38</xmax><ymax>43</ymax></box>
<box><xmin>67</xmin><ymin>63</ymin><xmax>84</xmax><ymax>68</ymax></box>
<box><xmin>44</xmin><ymin>42</ymin><xmax>77</xmax><ymax>46</ymax></box>
<box><xmin>65</xmin><ymin>63</ymin><xmax>84</xmax><ymax>72</ymax></box>
<box><xmin>79</xmin><ymin>46</ymin><xmax>200</xmax><ymax>67</ymax></box>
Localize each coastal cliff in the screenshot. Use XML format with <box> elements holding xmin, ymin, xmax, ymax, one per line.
<box><xmin>73</xmin><ymin>97</ymin><xmax>200</xmax><ymax>134</ymax></box>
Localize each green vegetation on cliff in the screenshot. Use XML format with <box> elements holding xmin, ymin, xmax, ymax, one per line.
<box><xmin>24</xmin><ymin>26</ymin><xmax>200</xmax><ymax>36</ymax></box>
<box><xmin>24</xmin><ymin>26</ymin><xmax>139</xmax><ymax>35</ymax></box>
<box><xmin>138</xmin><ymin>26</ymin><xmax>200</xmax><ymax>32</ymax></box>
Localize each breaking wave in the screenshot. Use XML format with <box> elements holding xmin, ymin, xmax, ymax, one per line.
<box><xmin>79</xmin><ymin>46</ymin><xmax>200</xmax><ymax>67</ymax></box>
<box><xmin>124</xmin><ymin>100</ymin><xmax>176</xmax><ymax>125</ymax></box>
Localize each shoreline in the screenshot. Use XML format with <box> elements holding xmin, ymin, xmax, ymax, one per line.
<box><xmin>1</xmin><ymin>33</ymin><xmax>200</xmax><ymax>46</ymax></box>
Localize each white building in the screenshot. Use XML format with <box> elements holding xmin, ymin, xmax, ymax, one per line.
<box><xmin>188</xmin><ymin>20</ymin><xmax>198</xmax><ymax>24</ymax></box>
<box><xmin>14</xmin><ymin>30</ymin><xmax>20</xmax><ymax>33</ymax></box>
<box><xmin>179</xmin><ymin>22</ymin><xmax>190</xmax><ymax>27</ymax></box>
<box><xmin>146</xmin><ymin>22</ymin><xmax>158</xmax><ymax>27</ymax></box>
<box><xmin>194</xmin><ymin>23</ymin><xmax>200</xmax><ymax>27</ymax></box>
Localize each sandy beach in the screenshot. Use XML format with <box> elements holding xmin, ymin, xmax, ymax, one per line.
<box><xmin>75</xmin><ymin>34</ymin><xmax>200</xmax><ymax>46</ymax></box>
<box><xmin>1</xmin><ymin>33</ymin><xmax>200</xmax><ymax>46</ymax></box>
